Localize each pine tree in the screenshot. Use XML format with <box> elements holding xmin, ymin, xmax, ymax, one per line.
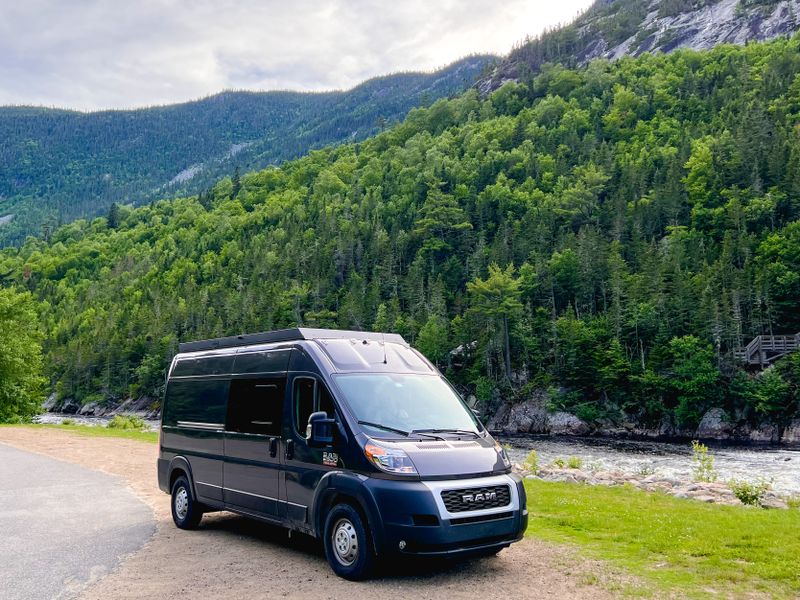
<box><xmin>467</xmin><ymin>264</ymin><xmax>523</xmax><ymax>381</ymax></box>
<box><xmin>107</xmin><ymin>202</ymin><xmax>120</xmax><ymax>229</ymax></box>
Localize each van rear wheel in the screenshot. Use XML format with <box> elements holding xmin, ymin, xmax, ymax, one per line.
<box><xmin>171</xmin><ymin>475</ymin><xmax>203</xmax><ymax>529</ymax></box>
<box><xmin>323</xmin><ymin>503</ymin><xmax>375</xmax><ymax>580</ymax></box>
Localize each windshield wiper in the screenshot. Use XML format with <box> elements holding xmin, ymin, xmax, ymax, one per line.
<box><xmin>357</xmin><ymin>421</ymin><xmax>445</xmax><ymax>440</ymax></box>
<box><xmin>411</xmin><ymin>428</ymin><xmax>480</xmax><ymax>438</ymax></box>
<box><xmin>357</xmin><ymin>421</ymin><xmax>410</xmax><ymax>437</ymax></box>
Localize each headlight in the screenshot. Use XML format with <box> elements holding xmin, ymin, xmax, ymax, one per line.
<box><xmin>494</xmin><ymin>441</ymin><xmax>512</xmax><ymax>468</ymax></box>
<box><xmin>364</xmin><ymin>440</ymin><xmax>417</xmax><ymax>475</ymax></box>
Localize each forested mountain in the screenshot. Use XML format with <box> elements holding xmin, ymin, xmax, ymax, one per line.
<box><xmin>478</xmin><ymin>0</ymin><xmax>800</xmax><ymax>93</ymax></box>
<box><xmin>2</xmin><ymin>36</ymin><xmax>800</xmax><ymax>434</ymax></box>
<box><xmin>0</xmin><ymin>55</ymin><xmax>493</xmax><ymax>246</ymax></box>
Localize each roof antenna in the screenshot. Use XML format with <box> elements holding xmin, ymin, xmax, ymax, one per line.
<box><xmin>382</xmin><ymin>332</ymin><xmax>388</xmax><ymax>364</ymax></box>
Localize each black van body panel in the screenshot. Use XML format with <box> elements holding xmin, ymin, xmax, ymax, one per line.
<box><xmin>223</xmin><ymin>431</ymin><xmax>283</xmax><ymax>517</ymax></box>
<box><xmin>160</xmin><ymin>427</ymin><xmax>225</xmax><ymax>502</ymax></box>
<box><xmin>159</xmin><ymin>329</ymin><xmax>528</xmax><ymax>566</ymax></box>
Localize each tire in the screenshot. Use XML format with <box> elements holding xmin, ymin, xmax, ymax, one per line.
<box><xmin>323</xmin><ymin>503</ymin><xmax>375</xmax><ymax>580</ymax></box>
<box><xmin>171</xmin><ymin>475</ymin><xmax>203</xmax><ymax>530</ymax></box>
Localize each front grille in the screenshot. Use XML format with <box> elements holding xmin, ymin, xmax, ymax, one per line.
<box><xmin>441</xmin><ymin>484</ymin><xmax>511</xmax><ymax>513</ymax></box>
<box><xmin>450</xmin><ymin>511</ymin><xmax>513</xmax><ymax>526</ymax></box>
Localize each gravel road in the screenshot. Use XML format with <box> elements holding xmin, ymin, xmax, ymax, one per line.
<box><xmin>0</xmin><ymin>444</ymin><xmax>154</xmax><ymax>600</ymax></box>
<box><xmin>0</xmin><ymin>427</ymin><xmax>636</xmax><ymax>599</ymax></box>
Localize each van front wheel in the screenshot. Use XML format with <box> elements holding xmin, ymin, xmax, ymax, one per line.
<box><xmin>323</xmin><ymin>503</ymin><xmax>375</xmax><ymax>580</ymax></box>
<box><xmin>171</xmin><ymin>475</ymin><xmax>203</xmax><ymax>529</ymax></box>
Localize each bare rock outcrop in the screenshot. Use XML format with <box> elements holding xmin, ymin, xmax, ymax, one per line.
<box><xmin>477</xmin><ymin>0</ymin><xmax>800</xmax><ymax>94</ymax></box>
<box><xmin>695</xmin><ymin>408</ymin><xmax>733</xmax><ymax>440</ymax></box>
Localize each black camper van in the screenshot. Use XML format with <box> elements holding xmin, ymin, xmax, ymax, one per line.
<box><xmin>157</xmin><ymin>328</ymin><xmax>527</xmax><ymax>579</ymax></box>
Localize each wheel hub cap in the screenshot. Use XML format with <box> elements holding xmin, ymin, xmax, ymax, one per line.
<box><xmin>175</xmin><ymin>487</ymin><xmax>189</xmax><ymax>520</ymax></box>
<box><xmin>332</xmin><ymin>518</ymin><xmax>358</xmax><ymax>566</ymax></box>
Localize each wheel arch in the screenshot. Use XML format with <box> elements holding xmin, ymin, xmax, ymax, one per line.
<box><xmin>168</xmin><ymin>456</ymin><xmax>196</xmax><ymax>496</ymax></box>
<box><xmin>311</xmin><ymin>472</ymin><xmax>383</xmax><ymax>556</ymax></box>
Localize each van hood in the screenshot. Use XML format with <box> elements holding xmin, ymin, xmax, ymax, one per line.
<box><xmin>395</xmin><ymin>436</ymin><xmax>507</xmax><ymax>478</ymax></box>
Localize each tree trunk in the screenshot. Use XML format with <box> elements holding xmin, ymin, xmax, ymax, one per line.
<box><xmin>503</xmin><ymin>314</ymin><xmax>512</xmax><ymax>381</ymax></box>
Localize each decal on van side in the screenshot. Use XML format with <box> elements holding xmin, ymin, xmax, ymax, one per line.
<box><xmin>322</xmin><ymin>451</ymin><xmax>338</xmax><ymax>467</ymax></box>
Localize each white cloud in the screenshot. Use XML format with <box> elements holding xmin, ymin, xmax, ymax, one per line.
<box><xmin>0</xmin><ymin>0</ymin><xmax>592</xmax><ymax>110</ymax></box>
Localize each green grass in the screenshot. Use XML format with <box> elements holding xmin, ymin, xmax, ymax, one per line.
<box><xmin>0</xmin><ymin>423</ymin><xmax>158</xmax><ymax>443</ymax></box>
<box><xmin>525</xmin><ymin>480</ymin><xmax>800</xmax><ymax>598</ymax></box>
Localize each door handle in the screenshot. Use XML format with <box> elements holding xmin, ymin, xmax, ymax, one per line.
<box><xmin>269</xmin><ymin>437</ymin><xmax>278</xmax><ymax>458</ymax></box>
<box><xmin>285</xmin><ymin>439</ymin><xmax>294</xmax><ymax>460</ymax></box>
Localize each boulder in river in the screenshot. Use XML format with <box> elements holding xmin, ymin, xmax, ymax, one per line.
<box><xmin>750</xmin><ymin>423</ymin><xmax>780</xmax><ymax>443</ymax></box>
<box><xmin>547</xmin><ymin>411</ymin><xmax>591</xmax><ymax>435</ymax></box>
<box><xmin>696</xmin><ymin>408</ymin><xmax>733</xmax><ymax>440</ymax></box>
<box><xmin>58</xmin><ymin>397</ymin><xmax>81</xmax><ymax>414</ymax></box>
<box><xmin>42</xmin><ymin>393</ymin><xmax>58</xmax><ymax>412</ymax></box>
<box><xmin>78</xmin><ymin>402</ymin><xmax>110</xmax><ymax>417</ymax></box>
<box><xmin>781</xmin><ymin>420</ymin><xmax>800</xmax><ymax>445</ymax></box>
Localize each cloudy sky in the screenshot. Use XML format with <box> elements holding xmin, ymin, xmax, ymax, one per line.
<box><xmin>0</xmin><ymin>0</ymin><xmax>593</xmax><ymax>111</ymax></box>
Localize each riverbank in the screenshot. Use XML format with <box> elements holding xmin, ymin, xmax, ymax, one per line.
<box><xmin>501</xmin><ymin>434</ymin><xmax>800</xmax><ymax>497</ymax></box>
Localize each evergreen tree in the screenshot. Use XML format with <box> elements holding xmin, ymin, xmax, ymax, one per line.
<box><xmin>467</xmin><ymin>264</ymin><xmax>523</xmax><ymax>381</ymax></box>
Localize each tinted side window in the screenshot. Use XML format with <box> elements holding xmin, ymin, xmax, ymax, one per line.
<box><xmin>293</xmin><ymin>378</ymin><xmax>315</xmax><ymax>436</ymax></box>
<box><xmin>172</xmin><ymin>355</ymin><xmax>234</xmax><ymax>377</ymax></box>
<box><xmin>233</xmin><ymin>350</ymin><xmax>291</xmax><ymax>375</ymax></box>
<box><xmin>292</xmin><ymin>378</ymin><xmax>335</xmax><ymax>436</ymax></box>
<box><xmin>226</xmin><ymin>378</ymin><xmax>285</xmax><ymax>436</ymax></box>
<box><xmin>163</xmin><ymin>379</ymin><xmax>229</xmax><ymax>426</ymax></box>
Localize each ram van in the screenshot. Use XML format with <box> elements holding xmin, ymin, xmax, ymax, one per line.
<box><xmin>157</xmin><ymin>328</ymin><xmax>527</xmax><ymax>579</ymax></box>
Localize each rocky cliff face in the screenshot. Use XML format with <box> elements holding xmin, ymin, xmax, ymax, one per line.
<box><xmin>478</xmin><ymin>0</ymin><xmax>800</xmax><ymax>93</ymax></box>
<box><xmin>487</xmin><ymin>392</ymin><xmax>799</xmax><ymax>445</ymax></box>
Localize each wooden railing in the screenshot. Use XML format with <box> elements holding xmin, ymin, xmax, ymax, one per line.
<box><xmin>734</xmin><ymin>333</ymin><xmax>800</xmax><ymax>366</ymax></box>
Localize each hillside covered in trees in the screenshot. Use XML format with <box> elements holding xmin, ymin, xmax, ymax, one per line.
<box><xmin>2</xmin><ymin>36</ymin><xmax>800</xmax><ymax>435</ymax></box>
<box><xmin>0</xmin><ymin>55</ymin><xmax>493</xmax><ymax>246</ymax></box>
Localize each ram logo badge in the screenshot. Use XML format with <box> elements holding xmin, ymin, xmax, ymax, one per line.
<box><xmin>462</xmin><ymin>491</ymin><xmax>496</xmax><ymax>503</ymax></box>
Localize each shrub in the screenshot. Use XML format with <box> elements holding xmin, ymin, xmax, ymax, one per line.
<box><xmin>552</xmin><ymin>457</ymin><xmax>567</xmax><ymax>468</ymax></box>
<box><xmin>107</xmin><ymin>414</ymin><xmax>147</xmax><ymax>430</ymax></box>
<box><xmin>523</xmin><ymin>450</ymin><xmax>539</xmax><ymax>474</ymax></box>
<box><xmin>567</xmin><ymin>456</ymin><xmax>584</xmax><ymax>469</ymax></box>
<box><xmin>786</xmin><ymin>496</ymin><xmax>800</xmax><ymax>510</ymax></box>
<box><xmin>691</xmin><ymin>440</ymin><xmax>717</xmax><ymax>482</ymax></box>
<box><xmin>61</xmin><ymin>418</ymin><xmax>75</xmax><ymax>426</ymax></box>
<box><xmin>729</xmin><ymin>479</ymin><xmax>771</xmax><ymax>507</ymax></box>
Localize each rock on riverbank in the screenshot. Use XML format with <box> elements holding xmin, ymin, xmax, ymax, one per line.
<box><xmin>517</xmin><ymin>464</ymin><xmax>792</xmax><ymax>509</ymax></box>
<box><xmin>44</xmin><ymin>393</ymin><xmax>160</xmax><ymax>421</ymax></box>
<box><xmin>488</xmin><ymin>393</ymin><xmax>799</xmax><ymax>446</ymax></box>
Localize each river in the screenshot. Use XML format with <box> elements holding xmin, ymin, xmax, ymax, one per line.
<box><xmin>35</xmin><ymin>413</ymin><xmax>161</xmax><ymax>430</ymax></box>
<box><xmin>501</xmin><ymin>435</ymin><xmax>800</xmax><ymax>496</ymax></box>
<box><xmin>35</xmin><ymin>413</ymin><xmax>800</xmax><ymax>496</ymax></box>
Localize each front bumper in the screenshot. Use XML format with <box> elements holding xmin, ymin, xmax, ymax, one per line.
<box><xmin>365</xmin><ymin>473</ymin><xmax>528</xmax><ymax>557</ymax></box>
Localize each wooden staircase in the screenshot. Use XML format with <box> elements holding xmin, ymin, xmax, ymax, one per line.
<box><xmin>734</xmin><ymin>333</ymin><xmax>800</xmax><ymax>367</ymax></box>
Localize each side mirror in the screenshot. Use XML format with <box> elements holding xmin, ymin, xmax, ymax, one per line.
<box><xmin>307</xmin><ymin>411</ymin><xmax>335</xmax><ymax>447</ymax></box>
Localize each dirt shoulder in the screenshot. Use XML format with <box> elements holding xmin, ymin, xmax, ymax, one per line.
<box><xmin>0</xmin><ymin>427</ymin><xmax>635</xmax><ymax>599</ymax></box>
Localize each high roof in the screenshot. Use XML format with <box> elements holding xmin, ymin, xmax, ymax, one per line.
<box><xmin>178</xmin><ymin>328</ymin><xmax>407</xmax><ymax>354</ymax></box>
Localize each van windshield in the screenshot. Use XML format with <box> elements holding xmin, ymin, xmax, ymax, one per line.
<box><xmin>333</xmin><ymin>373</ymin><xmax>481</xmax><ymax>438</ymax></box>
